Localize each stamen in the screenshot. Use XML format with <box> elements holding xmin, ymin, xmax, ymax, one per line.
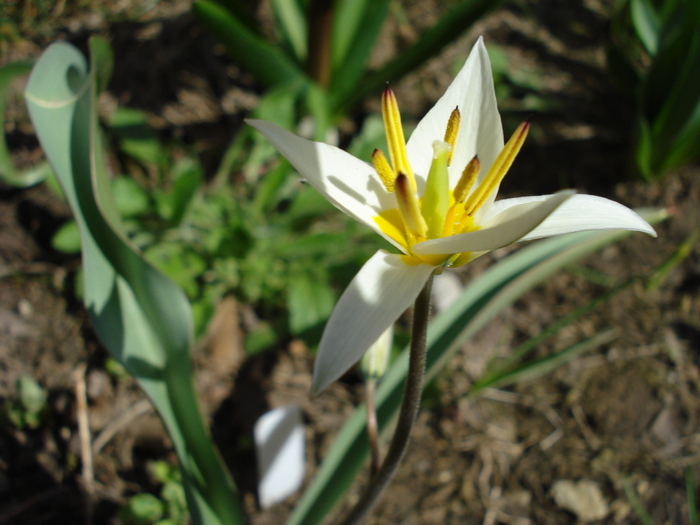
<box><xmin>382</xmin><ymin>86</ymin><xmax>416</xmax><ymax>193</ymax></box>
<box><xmin>443</xmin><ymin>107</ymin><xmax>460</xmax><ymax>166</ymax></box>
<box><xmin>453</xmin><ymin>155</ymin><xmax>480</xmax><ymax>203</ymax></box>
<box><xmin>395</xmin><ymin>173</ymin><xmax>427</xmax><ymax>240</ymax></box>
<box><xmin>463</xmin><ymin>120</ymin><xmax>530</xmax><ymax>216</ymax></box>
<box><xmin>422</xmin><ymin>140</ymin><xmax>451</xmax><ymax>239</ymax></box>
<box><xmin>371</xmin><ymin>149</ymin><xmax>395</xmax><ymax>192</ymax></box>
<box><xmin>441</xmin><ymin>203</ymin><xmax>463</xmax><ymax>237</ymax></box>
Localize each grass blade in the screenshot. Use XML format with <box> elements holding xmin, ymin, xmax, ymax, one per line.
<box><xmin>333</xmin><ymin>0</ymin><xmax>502</xmax><ymax>112</ymax></box>
<box><xmin>193</xmin><ymin>0</ymin><xmax>308</xmax><ymax>88</ymax></box>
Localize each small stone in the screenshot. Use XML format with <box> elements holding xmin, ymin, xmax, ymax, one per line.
<box><xmin>550</xmin><ymin>479</ymin><xmax>609</xmax><ymax>522</ymax></box>
<box><xmin>432</xmin><ymin>270</ymin><xmax>463</xmax><ymax>314</ymax></box>
<box><xmin>17</xmin><ymin>299</ymin><xmax>33</xmax><ymax>318</ymax></box>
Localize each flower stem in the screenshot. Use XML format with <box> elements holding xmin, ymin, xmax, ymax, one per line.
<box><xmin>365</xmin><ymin>378</ymin><xmax>380</xmax><ymax>477</ymax></box>
<box><xmin>340</xmin><ymin>275</ymin><xmax>434</xmax><ymax>525</ymax></box>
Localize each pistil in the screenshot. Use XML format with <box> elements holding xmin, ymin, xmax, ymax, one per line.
<box><xmin>422</xmin><ymin>140</ymin><xmax>451</xmax><ymax>239</ymax></box>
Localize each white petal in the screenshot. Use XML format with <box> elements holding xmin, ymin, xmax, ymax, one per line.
<box><xmin>312</xmin><ymin>251</ymin><xmax>434</xmax><ymax>395</ymax></box>
<box><xmin>505</xmin><ymin>194</ymin><xmax>657</xmax><ymax>240</ymax></box>
<box><xmin>247</xmin><ymin>120</ymin><xmax>404</xmax><ymax>251</ymax></box>
<box><xmin>406</xmin><ymin>37</ymin><xmax>504</xmax><ymax>192</ymax></box>
<box><xmin>413</xmin><ymin>191</ymin><xmax>575</xmax><ymax>255</ymax></box>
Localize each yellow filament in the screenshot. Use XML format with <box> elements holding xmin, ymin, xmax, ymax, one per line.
<box><xmin>382</xmin><ymin>87</ymin><xmax>416</xmax><ymax>193</ymax></box>
<box><xmin>443</xmin><ymin>107</ymin><xmax>460</xmax><ymax>166</ymax></box>
<box><xmin>452</xmin><ymin>155</ymin><xmax>480</xmax><ymax>203</ymax></box>
<box><xmin>395</xmin><ymin>173</ymin><xmax>427</xmax><ymax>240</ymax></box>
<box><xmin>371</xmin><ymin>149</ymin><xmax>395</xmax><ymax>192</ymax></box>
<box><xmin>463</xmin><ymin>121</ymin><xmax>530</xmax><ymax>216</ymax></box>
<box><xmin>441</xmin><ymin>203</ymin><xmax>462</xmax><ymax>237</ymax></box>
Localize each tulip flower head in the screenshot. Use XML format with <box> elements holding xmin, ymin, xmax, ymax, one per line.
<box><xmin>248</xmin><ymin>38</ymin><xmax>656</xmax><ymax>395</ymax></box>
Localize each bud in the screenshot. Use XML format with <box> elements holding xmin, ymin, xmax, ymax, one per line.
<box><xmin>360</xmin><ymin>325</ymin><xmax>394</xmax><ymax>380</ymax></box>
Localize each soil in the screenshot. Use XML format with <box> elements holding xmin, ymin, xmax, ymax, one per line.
<box><xmin>2</xmin><ymin>1</ymin><xmax>700</xmax><ymax>524</ymax></box>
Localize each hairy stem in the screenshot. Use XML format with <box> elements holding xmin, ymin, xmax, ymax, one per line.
<box><xmin>365</xmin><ymin>378</ymin><xmax>380</xmax><ymax>477</ymax></box>
<box><xmin>340</xmin><ymin>275</ymin><xmax>434</xmax><ymax>525</ymax></box>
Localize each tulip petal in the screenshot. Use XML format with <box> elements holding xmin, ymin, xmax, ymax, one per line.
<box><xmin>406</xmin><ymin>37</ymin><xmax>503</xmax><ymax>192</ymax></box>
<box><xmin>312</xmin><ymin>251</ymin><xmax>434</xmax><ymax>395</ymax></box>
<box><xmin>413</xmin><ymin>191</ymin><xmax>575</xmax><ymax>255</ymax></box>
<box><xmin>492</xmin><ymin>194</ymin><xmax>657</xmax><ymax>240</ymax></box>
<box><xmin>247</xmin><ymin>119</ymin><xmax>405</xmax><ymax>251</ymax></box>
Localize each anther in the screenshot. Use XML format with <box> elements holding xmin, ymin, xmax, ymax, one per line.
<box><xmin>395</xmin><ymin>173</ymin><xmax>427</xmax><ymax>240</ymax></box>
<box><xmin>443</xmin><ymin>107</ymin><xmax>460</xmax><ymax>166</ymax></box>
<box><xmin>382</xmin><ymin>86</ymin><xmax>416</xmax><ymax>193</ymax></box>
<box><xmin>463</xmin><ymin>120</ymin><xmax>530</xmax><ymax>216</ymax></box>
<box><xmin>453</xmin><ymin>155</ymin><xmax>480</xmax><ymax>203</ymax></box>
<box><xmin>372</xmin><ymin>149</ymin><xmax>395</xmax><ymax>192</ymax></box>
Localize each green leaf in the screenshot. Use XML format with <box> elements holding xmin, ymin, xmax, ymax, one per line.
<box><xmin>244</xmin><ymin>321</ymin><xmax>278</xmax><ymax>355</ymax></box>
<box><xmin>329</xmin><ymin>0</ymin><xmax>391</xmax><ymax>101</ymax></box>
<box><xmin>193</xmin><ymin>0</ymin><xmax>308</xmax><ymax>88</ymax></box>
<box><xmin>637</xmin><ymin>0</ymin><xmax>700</xmax><ymax>176</ymax></box>
<box><xmin>120</xmin><ymin>493</ymin><xmax>165</xmax><ymax>524</ymax></box>
<box><xmin>347</xmin><ymin>114</ymin><xmax>387</xmax><ymax>162</ymax></box>
<box><xmin>144</xmin><ymin>243</ymin><xmax>206</xmax><ymax>299</ymax></box>
<box><xmin>109</xmin><ymin>106</ymin><xmax>164</xmax><ymax>165</ymax></box>
<box><xmin>24</xmin><ymin>39</ymin><xmax>244</xmax><ymax>525</ymax></box>
<box><xmin>51</xmin><ymin>220</ymin><xmax>81</xmax><ymax>253</ymax></box>
<box><xmin>159</xmin><ymin>158</ymin><xmax>204</xmax><ymax>227</ymax></box>
<box><xmin>286</xmin><ymin>184</ymin><xmax>335</xmax><ymax>221</ymax></box>
<box><xmin>286</xmin><ymin>267</ymin><xmax>336</xmax><ymax>336</ymax></box>
<box><xmin>271</xmin><ymin>0</ymin><xmax>307</xmax><ymax>61</ymax></box>
<box><xmin>17</xmin><ymin>375</ymin><xmax>47</xmax><ymax>414</ymax></box>
<box><xmin>0</xmin><ymin>60</ymin><xmax>53</xmax><ymax>187</ymax></box>
<box><xmin>112</xmin><ymin>176</ymin><xmax>151</xmax><ymax>217</ymax></box>
<box><xmin>244</xmin><ymin>85</ymin><xmax>302</xmax><ymax>182</ymax></box>
<box><xmin>332</xmin><ymin>0</ymin><xmax>503</xmax><ymax>112</ymax></box>
<box><xmin>287</xmin><ymin>208</ymin><xmax>667</xmax><ymax>525</ymax></box>
<box><xmin>630</xmin><ymin>0</ymin><xmax>659</xmax><ymax>54</ymax></box>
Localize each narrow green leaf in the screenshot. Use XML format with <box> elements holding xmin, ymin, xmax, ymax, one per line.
<box><xmin>271</xmin><ymin>0</ymin><xmax>308</xmax><ymax>61</ymax></box>
<box><xmin>167</xmin><ymin>158</ymin><xmax>204</xmax><ymax>226</ymax></box>
<box><xmin>329</xmin><ymin>0</ymin><xmax>391</xmax><ymax>97</ymax></box>
<box><xmin>630</xmin><ymin>0</ymin><xmax>659</xmax><ymax>54</ymax></box>
<box><xmin>25</xmin><ymin>39</ymin><xmax>244</xmax><ymax>525</ymax></box>
<box><xmin>287</xmin><ymin>208</ymin><xmax>666</xmax><ymax>525</ymax></box>
<box><xmin>193</xmin><ymin>0</ymin><xmax>308</xmax><ymax>88</ymax></box>
<box><xmin>638</xmin><ymin>0</ymin><xmax>700</xmax><ymax>177</ymax></box>
<box><xmin>470</xmin><ymin>328</ymin><xmax>618</xmax><ymax>395</ymax></box>
<box><xmin>646</xmin><ymin>229</ymin><xmax>699</xmax><ymax>291</ymax></box>
<box><xmin>472</xmin><ymin>279</ymin><xmax>635</xmax><ymax>392</ymax></box>
<box><xmin>623</xmin><ymin>477</ymin><xmax>657</xmax><ymax>525</ymax></box>
<box><xmin>332</xmin><ymin>0</ymin><xmax>503</xmax><ymax>112</ymax></box>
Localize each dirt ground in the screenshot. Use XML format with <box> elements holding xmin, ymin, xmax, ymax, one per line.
<box><xmin>2</xmin><ymin>0</ymin><xmax>700</xmax><ymax>524</ymax></box>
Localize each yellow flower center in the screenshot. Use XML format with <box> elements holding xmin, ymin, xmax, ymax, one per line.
<box><xmin>372</xmin><ymin>86</ymin><xmax>529</xmax><ymax>267</ymax></box>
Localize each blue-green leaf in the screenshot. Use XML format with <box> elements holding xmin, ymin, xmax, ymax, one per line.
<box><xmin>24</xmin><ymin>39</ymin><xmax>244</xmax><ymax>525</ymax></box>
<box><xmin>0</xmin><ymin>61</ymin><xmax>53</xmax><ymax>187</ymax></box>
